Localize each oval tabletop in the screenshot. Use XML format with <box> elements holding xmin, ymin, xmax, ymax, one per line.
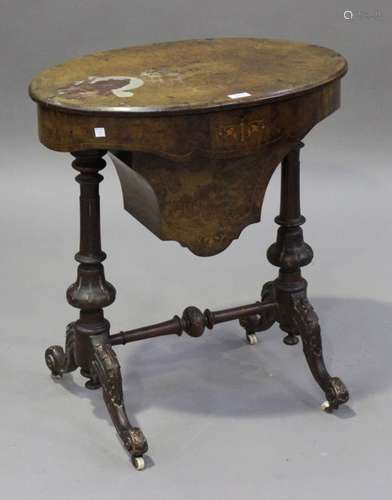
<box><xmin>29</xmin><ymin>37</ymin><xmax>347</xmax><ymax>115</ymax></box>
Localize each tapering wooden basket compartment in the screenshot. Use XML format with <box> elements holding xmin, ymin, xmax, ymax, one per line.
<box><xmin>111</xmin><ymin>143</ymin><xmax>296</xmax><ymax>256</ymax></box>
<box><xmin>106</xmin><ymin>71</ymin><xmax>341</xmax><ymax>258</ymax></box>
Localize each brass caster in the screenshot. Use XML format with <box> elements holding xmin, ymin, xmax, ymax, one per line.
<box><xmin>132</xmin><ymin>455</ymin><xmax>145</xmax><ymax>471</ymax></box>
<box><xmin>321</xmin><ymin>400</ymin><xmax>331</xmax><ymax>412</ymax></box>
<box><xmin>246</xmin><ymin>333</ymin><xmax>258</xmax><ymax>345</ymax></box>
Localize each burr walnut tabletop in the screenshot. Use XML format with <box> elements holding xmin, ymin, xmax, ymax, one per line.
<box><xmin>29</xmin><ymin>37</ymin><xmax>346</xmax><ymax>114</ymax></box>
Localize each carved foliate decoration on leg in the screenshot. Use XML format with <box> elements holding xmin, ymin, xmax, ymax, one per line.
<box><xmin>291</xmin><ymin>294</ymin><xmax>349</xmax><ymax>409</ymax></box>
<box><xmin>91</xmin><ymin>343</ymin><xmax>148</xmax><ymax>457</ymax></box>
<box><xmin>325</xmin><ymin>377</ymin><xmax>350</xmax><ymax>409</ymax></box>
<box><xmin>291</xmin><ymin>296</ymin><xmax>320</xmax><ymax>347</ymax></box>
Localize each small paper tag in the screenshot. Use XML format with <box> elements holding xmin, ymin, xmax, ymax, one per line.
<box><xmin>227</xmin><ymin>92</ymin><xmax>251</xmax><ymax>99</ymax></box>
<box><xmin>94</xmin><ymin>127</ymin><xmax>106</xmax><ymax>138</ymax></box>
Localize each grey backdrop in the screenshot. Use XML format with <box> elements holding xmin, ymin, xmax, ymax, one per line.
<box><xmin>1</xmin><ymin>1</ymin><xmax>391</xmax><ymax>499</ymax></box>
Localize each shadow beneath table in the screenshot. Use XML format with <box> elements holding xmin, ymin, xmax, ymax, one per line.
<box><xmin>58</xmin><ymin>296</ymin><xmax>392</xmax><ymax>430</ymax></box>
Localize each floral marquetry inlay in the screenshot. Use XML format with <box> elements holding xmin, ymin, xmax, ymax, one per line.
<box><xmin>213</xmin><ymin>117</ymin><xmax>282</xmax><ymax>152</ymax></box>
<box><xmin>217</xmin><ymin>119</ymin><xmax>265</xmax><ymax>142</ymax></box>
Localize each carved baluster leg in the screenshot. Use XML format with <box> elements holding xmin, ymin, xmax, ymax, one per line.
<box><xmin>266</xmin><ymin>142</ymin><xmax>349</xmax><ymax>410</ymax></box>
<box><xmin>45</xmin><ymin>149</ymin><xmax>114</xmax><ymax>381</ymax></box>
<box><xmin>65</xmin><ymin>150</ymin><xmax>116</xmax><ymax>388</ymax></box>
<box><xmin>45</xmin><ymin>150</ymin><xmax>148</xmax><ymax>469</ymax></box>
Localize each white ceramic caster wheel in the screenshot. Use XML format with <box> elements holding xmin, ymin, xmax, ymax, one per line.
<box><xmin>132</xmin><ymin>456</ymin><xmax>145</xmax><ymax>471</ymax></box>
<box><xmin>246</xmin><ymin>333</ymin><xmax>258</xmax><ymax>345</ymax></box>
<box><xmin>321</xmin><ymin>400</ymin><xmax>331</xmax><ymax>411</ymax></box>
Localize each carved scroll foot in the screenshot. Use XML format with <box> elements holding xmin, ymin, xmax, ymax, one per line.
<box><xmin>91</xmin><ymin>342</ymin><xmax>148</xmax><ymax>470</ymax></box>
<box><xmin>291</xmin><ymin>296</ymin><xmax>349</xmax><ymax>410</ymax></box>
<box><xmin>239</xmin><ymin>281</ymin><xmax>277</xmax><ymax>344</ymax></box>
<box><xmin>45</xmin><ymin>322</ymin><xmax>78</xmax><ymax>378</ymax></box>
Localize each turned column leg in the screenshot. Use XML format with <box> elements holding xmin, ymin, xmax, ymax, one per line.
<box><xmin>45</xmin><ymin>150</ymin><xmax>114</xmax><ymax>380</ymax></box>
<box><xmin>67</xmin><ymin>150</ymin><xmax>116</xmax><ymax>387</ymax></box>
<box><xmin>266</xmin><ymin>142</ymin><xmax>349</xmax><ymax>410</ymax></box>
<box><xmin>44</xmin><ymin>150</ymin><xmax>148</xmax><ymax>469</ymax></box>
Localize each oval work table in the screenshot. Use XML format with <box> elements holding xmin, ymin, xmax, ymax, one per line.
<box><xmin>29</xmin><ymin>38</ymin><xmax>349</xmax><ymax>470</ymax></box>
